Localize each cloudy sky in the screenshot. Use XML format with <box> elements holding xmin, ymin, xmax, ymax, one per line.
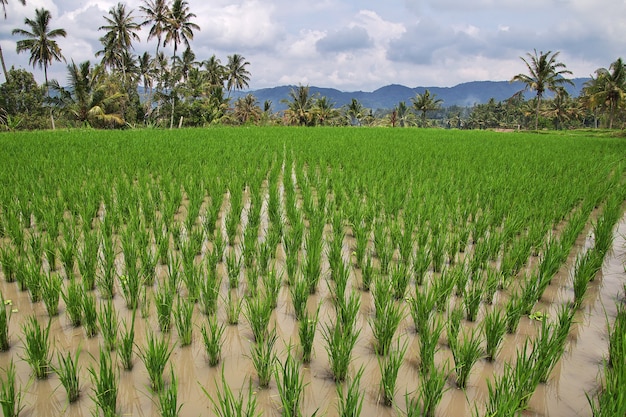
<box><xmin>1</xmin><ymin>0</ymin><xmax>624</xmax><ymax>91</ymax></box>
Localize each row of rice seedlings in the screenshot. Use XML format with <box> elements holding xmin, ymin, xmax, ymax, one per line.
<box><xmin>41</xmin><ymin>272</ymin><xmax>62</xmax><ymax>317</ymax></box>
<box><xmin>450</xmin><ymin>328</ymin><xmax>483</xmax><ymax>388</ymax></box>
<box><xmin>119</xmin><ymin>312</ymin><xmax>136</xmax><ymax>371</ymax></box>
<box><xmin>275</xmin><ymin>346</ymin><xmax>307</xmax><ymax>417</ymax></box>
<box><xmin>158</xmin><ymin>365</ymin><xmax>183</xmax><ymax>417</ymax></box>
<box><xmin>98</xmin><ymin>299</ymin><xmax>118</xmax><ymax>351</ymax></box>
<box><xmin>0</xmin><ymin>292</ymin><xmax>11</xmax><ymax>351</ymax></box>
<box><xmin>21</xmin><ymin>316</ymin><xmax>52</xmax><ymax>379</ymax></box>
<box><xmin>88</xmin><ymin>346</ymin><xmax>118</xmax><ymax>417</ymax></box>
<box><xmin>53</xmin><ymin>347</ymin><xmax>81</xmax><ymax>403</ymax></box>
<box><xmin>323</xmin><ymin>293</ymin><xmax>361</xmax><ymax>382</ymax></box>
<box><xmin>370</xmin><ymin>274</ymin><xmax>404</xmax><ymax>356</ymax></box>
<box><xmin>337</xmin><ymin>367</ymin><xmax>364</xmax><ymax>417</ymax></box>
<box><xmin>244</xmin><ymin>294</ymin><xmax>273</xmax><ymax>343</ymax></box>
<box><xmin>250</xmin><ymin>326</ymin><xmax>278</xmax><ymax>388</ymax></box>
<box><xmin>298</xmin><ymin>304</ymin><xmax>320</xmax><ymax>364</ymax></box>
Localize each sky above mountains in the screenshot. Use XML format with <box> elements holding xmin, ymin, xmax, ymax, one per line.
<box><xmin>1</xmin><ymin>0</ymin><xmax>624</xmax><ymax>91</ymax></box>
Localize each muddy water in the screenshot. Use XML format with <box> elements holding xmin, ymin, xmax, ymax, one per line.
<box><xmin>0</xmin><ymin>211</ymin><xmax>624</xmax><ymax>417</ymax></box>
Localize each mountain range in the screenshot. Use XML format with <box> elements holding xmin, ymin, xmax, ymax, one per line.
<box><xmin>232</xmin><ymin>78</ymin><xmax>590</xmax><ymax>112</ymax></box>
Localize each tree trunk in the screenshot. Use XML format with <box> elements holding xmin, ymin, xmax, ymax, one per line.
<box><xmin>0</xmin><ymin>45</ymin><xmax>8</xmax><ymax>82</ymax></box>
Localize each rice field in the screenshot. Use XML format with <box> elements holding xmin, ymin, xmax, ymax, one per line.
<box><xmin>0</xmin><ymin>127</ymin><xmax>624</xmax><ymax>417</ymax></box>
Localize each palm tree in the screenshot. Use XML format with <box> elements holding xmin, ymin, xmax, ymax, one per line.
<box><xmin>225</xmin><ymin>54</ymin><xmax>250</xmax><ymax>98</ymax></box>
<box><xmin>345</xmin><ymin>98</ymin><xmax>365</xmax><ymax>126</ymax></box>
<box><xmin>163</xmin><ymin>0</ymin><xmax>199</xmax><ymax>59</ymax></box>
<box><xmin>233</xmin><ymin>94</ymin><xmax>261</xmax><ymax>125</ymax></box>
<box><xmin>314</xmin><ymin>96</ymin><xmax>337</xmax><ymax>125</ymax></box>
<box><xmin>12</xmin><ymin>8</ymin><xmax>66</xmax><ymax>91</ymax></box>
<box><xmin>202</xmin><ymin>55</ymin><xmax>225</xmax><ymax>87</ymax></box>
<box><xmin>395</xmin><ymin>101</ymin><xmax>413</xmax><ymax>127</ymax></box>
<box><xmin>281</xmin><ymin>85</ymin><xmax>315</xmax><ymax>126</ymax></box>
<box><xmin>583</xmin><ymin>58</ymin><xmax>626</xmax><ymax>129</ymax></box>
<box><xmin>48</xmin><ymin>61</ymin><xmax>126</xmax><ymax>127</ymax></box>
<box><xmin>140</xmin><ymin>0</ymin><xmax>170</xmax><ymax>57</ymax></box>
<box><xmin>97</xmin><ymin>3</ymin><xmax>141</xmax><ymax>76</ymax></box>
<box><xmin>411</xmin><ymin>89</ymin><xmax>442</xmax><ymax>127</ymax></box>
<box><xmin>511</xmin><ymin>49</ymin><xmax>573</xmax><ymax>130</ymax></box>
<box><xmin>1</xmin><ymin>0</ymin><xmax>26</xmax><ymax>82</ymax></box>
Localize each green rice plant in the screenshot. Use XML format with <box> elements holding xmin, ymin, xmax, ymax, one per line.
<box><xmin>140</xmin><ymin>285</ymin><xmax>151</xmax><ymax>318</ymax></box>
<box><xmin>201</xmin><ymin>315</ymin><xmax>225</xmax><ymax>367</ymax></box>
<box><xmin>290</xmin><ymin>273</ymin><xmax>309</xmax><ymax>321</ymax></box>
<box><xmin>88</xmin><ymin>346</ymin><xmax>118</xmax><ymax>417</ymax></box>
<box><xmin>430</xmin><ymin>234</ymin><xmax>446</xmax><ymax>274</ymax></box>
<box><xmin>41</xmin><ymin>271</ymin><xmax>62</xmax><ymax>317</ymax></box>
<box><xmin>242</xmin><ymin>223</ymin><xmax>258</xmax><ymax>270</ymax></box>
<box><xmin>390</xmin><ymin>262</ymin><xmax>410</xmax><ymax>301</ymax></box>
<box><xmin>519</xmin><ymin>273</ymin><xmax>539</xmax><ymax>315</ymax></box>
<box><xmin>572</xmin><ymin>251</ymin><xmax>603</xmax><ymax>309</ymax></box>
<box><xmin>226</xmin><ymin>250</ymin><xmax>242</xmax><ymax>289</ymax></box>
<box><xmin>352</xmin><ymin>220</ymin><xmax>369</xmax><ymax>268</ymax></box>
<box><xmin>120</xmin><ymin>268</ymin><xmax>143</xmax><ymax>310</ymax></box>
<box><xmin>484</xmin><ymin>267</ymin><xmax>501</xmax><ymax>304</ymax></box>
<box><xmin>119</xmin><ymin>312</ymin><xmax>136</xmax><ymax>371</ymax></box>
<box><xmin>82</xmin><ymin>292</ymin><xmax>99</xmax><ymax>338</ymax></box>
<box><xmin>226</xmin><ymin>290</ymin><xmax>243</xmax><ymax>325</ymax></box>
<box><xmin>284</xmin><ymin>247</ymin><xmax>299</xmax><ymax>287</ymax></box>
<box><xmin>412</xmin><ymin>246</ymin><xmax>430</xmax><ymax>286</ymax></box>
<box><xmin>63</xmin><ymin>278</ymin><xmax>84</xmax><ymax>327</ymax></box>
<box><xmin>464</xmin><ymin>279</ymin><xmax>482</xmax><ymax>322</ymax></box>
<box><xmin>322</xmin><ymin>316</ymin><xmax>360</xmax><ymax>382</ymax></box>
<box><xmin>263</xmin><ymin>269</ymin><xmax>282</xmax><ymax>310</ymax></box>
<box><xmin>302</xmin><ymin>233</ymin><xmax>322</xmax><ymax>294</ymax></box>
<box><xmin>298</xmin><ymin>304</ymin><xmax>320</xmax><ymax>364</ymax></box>
<box><xmin>0</xmin><ymin>360</ymin><xmax>24</xmax><ymax>417</ymax></box>
<box><xmin>200</xmin><ymin>266</ymin><xmax>221</xmax><ymax>315</ymax></box>
<box><xmin>531</xmin><ymin>309</ymin><xmax>572</xmax><ymax>384</ymax></box>
<box><xmin>329</xmin><ymin>260</ymin><xmax>350</xmax><ymax>308</ymax></box>
<box><xmin>335</xmin><ymin>291</ymin><xmax>361</xmax><ymax>338</ymax></box>
<box><xmin>140</xmin><ymin>246</ymin><xmax>158</xmax><ymax>287</ymax></box>
<box><xmin>432</xmin><ymin>268</ymin><xmax>457</xmax><ymax>313</ymax></box>
<box><xmin>166</xmin><ymin>254</ymin><xmax>181</xmax><ymax>291</ymax></box>
<box><xmin>483</xmin><ymin>307</ymin><xmax>507</xmax><ymax>361</ymax></box>
<box><xmin>244</xmin><ymin>294</ymin><xmax>272</xmax><ymax>342</ymax></box>
<box><xmin>53</xmin><ymin>346</ymin><xmax>81</xmax><ymax>403</ymax></box>
<box><xmin>138</xmin><ymin>330</ymin><xmax>174</xmax><ymax>392</ymax></box>
<box><xmin>98</xmin><ymin>299</ymin><xmax>118</xmax><ymax>351</ymax></box>
<box><xmin>608</xmin><ymin>303</ymin><xmax>626</xmax><ymax>369</ymax></box>
<box><xmin>409</xmin><ymin>284</ymin><xmax>436</xmax><ymax>335</ymax></box>
<box><xmin>257</xmin><ymin>240</ymin><xmax>273</xmax><ymax>277</ymax></box>
<box><xmin>446</xmin><ymin>305</ymin><xmax>464</xmax><ymax>349</ymax></box>
<box><xmin>174</xmin><ymin>295</ymin><xmax>194</xmax><ymax>346</ymax></box>
<box><xmin>418</xmin><ymin>316</ymin><xmax>443</xmax><ymax>377</ymax></box>
<box><xmin>14</xmin><ymin>258</ymin><xmax>27</xmax><ymax>292</ymax></box>
<box><xmin>155</xmin><ymin>279</ymin><xmax>175</xmax><ymax>333</ymax></box>
<box><xmin>0</xmin><ymin>246</ymin><xmax>18</xmax><ymax>282</ymax></box>
<box><xmin>59</xmin><ymin>238</ymin><xmax>76</xmax><ymax>277</ymax></box>
<box><xmin>275</xmin><ymin>345</ymin><xmax>306</xmax><ymax>417</ymax></box>
<box><xmin>205</xmin><ymin>368</ymin><xmax>260</xmax><ymax>417</ymax></box>
<box><xmin>158</xmin><ymin>365</ymin><xmax>182</xmax><ymax>417</ymax></box>
<box><xmin>155</xmin><ymin>228</ymin><xmax>170</xmax><ymax>265</ymax></box>
<box><xmin>482</xmin><ymin>363</ymin><xmax>525</xmax><ymax>417</ymax></box>
<box><xmin>0</xmin><ymin>292</ymin><xmax>11</xmax><ymax>351</ymax></box>
<box><xmin>370</xmin><ymin>298</ymin><xmax>405</xmax><ymax>356</ymax></box>
<box><xmin>418</xmin><ymin>361</ymin><xmax>449</xmax><ymax>417</ymax></box>
<box><xmin>21</xmin><ymin>315</ymin><xmax>52</xmax><ymax>379</ymax></box>
<box><xmin>43</xmin><ymin>235</ymin><xmax>57</xmax><ymax>272</ymax></box>
<box><xmin>450</xmin><ymin>327</ymin><xmax>483</xmax><ymax>388</ymax></box>
<box><xmin>250</xmin><ymin>327</ymin><xmax>277</xmax><ymax>388</ymax></box>
<box><xmin>245</xmin><ymin>264</ymin><xmax>260</xmax><ymax>296</ymax></box>
<box><xmin>25</xmin><ymin>261</ymin><xmax>42</xmax><ymax>303</ymax></box>
<box><xmin>78</xmin><ymin>232</ymin><xmax>98</xmax><ymax>291</ymax></box>
<box><xmin>360</xmin><ymin>254</ymin><xmax>374</xmax><ymax>291</ymax></box>
<box><xmin>505</xmin><ymin>291</ymin><xmax>523</xmax><ymax>334</ymax></box>
<box><xmin>336</xmin><ymin>367</ymin><xmax>364</xmax><ymax>417</ymax></box>
<box><xmin>378</xmin><ymin>340</ymin><xmax>407</xmax><ymax>406</ymax></box>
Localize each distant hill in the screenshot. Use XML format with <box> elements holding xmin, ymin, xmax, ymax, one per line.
<box><xmin>233</xmin><ymin>78</ymin><xmax>589</xmax><ymax>112</ymax></box>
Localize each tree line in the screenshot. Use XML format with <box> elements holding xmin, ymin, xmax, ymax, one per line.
<box><xmin>1</xmin><ymin>1</ymin><xmax>625</xmax><ymax>130</ymax></box>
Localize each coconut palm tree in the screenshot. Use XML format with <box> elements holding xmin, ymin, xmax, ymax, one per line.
<box><xmin>411</xmin><ymin>89</ymin><xmax>442</xmax><ymax>127</ymax></box>
<box><xmin>12</xmin><ymin>8</ymin><xmax>66</xmax><ymax>92</ymax></box>
<box><xmin>314</xmin><ymin>96</ymin><xmax>338</xmax><ymax>126</ymax></box>
<box><xmin>1</xmin><ymin>0</ymin><xmax>26</xmax><ymax>81</ymax></box>
<box><xmin>233</xmin><ymin>94</ymin><xmax>261</xmax><ymax>125</ymax></box>
<box><xmin>202</xmin><ymin>55</ymin><xmax>225</xmax><ymax>87</ymax></box>
<box><xmin>97</xmin><ymin>3</ymin><xmax>141</xmax><ymax>76</ymax></box>
<box><xmin>281</xmin><ymin>85</ymin><xmax>315</xmax><ymax>126</ymax></box>
<box><xmin>48</xmin><ymin>60</ymin><xmax>126</xmax><ymax>127</ymax></box>
<box><xmin>511</xmin><ymin>49</ymin><xmax>573</xmax><ymax>130</ymax></box>
<box><xmin>345</xmin><ymin>98</ymin><xmax>365</xmax><ymax>126</ymax></box>
<box><xmin>583</xmin><ymin>58</ymin><xmax>626</xmax><ymax>129</ymax></box>
<box><xmin>140</xmin><ymin>0</ymin><xmax>170</xmax><ymax>57</ymax></box>
<box><xmin>225</xmin><ymin>54</ymin><xmax>250</xmax><ymax>98</ymax></box>
<box><xmin>163</xmin><ymin>0</ymin><xmax>199</xmax><ymax>59</ymax></box>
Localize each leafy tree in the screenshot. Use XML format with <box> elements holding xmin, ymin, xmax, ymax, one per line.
<box><xmin>232</xmin><ymin>94</ymin><xmax>261</xmax><ymax>125</ymax></box>
<box><xmin>140</xmin><ymin>0</ymin><xmax>170</xmax><ymax>57</ymax></box>
<box><xmin>0</xmin><ymin>68</ymin><xmax>47</xmax><ymax>129</ymax></box>
<box><xmin>395</xmin><ymin>101</ymin><xmax>413</xmax><ymax>127</ymax></box>
<box><xmin>282</xmin><ymin>85</ymin><xmax>315</xmax><ymax>126</ymax></box>
<box><xmin>542</xmin><ymin>88</ymin><xmax>580</xmax><ymax>129</ymax></box>
<box><xmin>225</xmin><ymin>54</ymin><xmax>250</xmax><ymax>98</ymax></box>
<box><xmin>49</xmin><ymin>61</ymin><xmax>126</xmax><ymax>128</ymax></box>
<box><xmin>314</xmin><ymin>96</ymin><xmax>338</xmax><ymax>126</ymax></box>
<box><xmin>583</xmin><ymin>58</ymin><xmax>626</xmax><ymax>129</ymax></box>
<box><xmin>511</xmin><ymin>49</ymin><xmax>573</xmax><ymax>130</ymax></box>
<box><xmin>411</xmin><ymin>89</ymin><xmax>443</xmax><ymax>127</ymax></box>
<box><xmin>12</xmin><ymin>8</ymin><xmax>66</xmax><ymax>92</ymax></box>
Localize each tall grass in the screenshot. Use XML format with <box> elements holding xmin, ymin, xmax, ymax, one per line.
<box><xmin>378</xmin><ymin>340</ymin><xmax>407</xmax><ymax>406</ymax></box>
<box><xmin>82</xmin><ymin>292</ymin><xmax>99</xmax><ymax>338</ymax></box>
<box><xmin>290</xmin><ymin>274</ymin><xmax>309</xmax><ymax>321</ymax></box>
<box><xmin>63</xmin><ymin>277</ymin><xmax>84</xmax><ymax>327</ymax></box>
<box><xmin>483</xmin><ymin>307</ymin><xmax>507</xmax><ymax>361</ymax></box>
<box><xmin>298</xmin><ymin>304</ymin><xmax>320</xmax><ymax>364</ymax></box>
<box><xmin>158</xmin><ymin>365</ymin><xmax>183</xmax><ymax>417</ymax></box>
<box><xmin>98</xmin><ymin>299</ymin><xmax>118</xmax><ymax>351</ymax></box>
<box><xmin>174</xmin><ymin>295</ymin><xmax>194</xmax><ymax>346</ymax></box>
<box><xmin>337</xmin><ymin>367</ymin><xmax>364</xmax><ymax>417</ymax></box>
<box><xmin>155</xmin><ymin>279</ymin><xmax>175</xmax><ymax>333</ymax></box>
<box><xmin>418</xmin><ymin>362</ymin><xmax>449</xmax><ymax>417</ymax></box>
<box><xmin>275</xmin><ymin>345</ymin><xmax>307</xmax><ymax>417</ymax></box>
<box><xmin>41</xmin><ymin>272</ymin><xmax>62</xmax><ymax>317</ymax></box>
<box><xmin>119</xmin><ymin>312</ymin><xmax>136</xmax><ymax>371</ymax></box>
<box><xmin>206</xmin><ymin>368</ymin><xmax>260</xmax><ymax>417</ymax></box>
<box><xmin>450</xmin><ymin>328</ymin><xmax>483</xmax><ymax>388</ymax></box>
